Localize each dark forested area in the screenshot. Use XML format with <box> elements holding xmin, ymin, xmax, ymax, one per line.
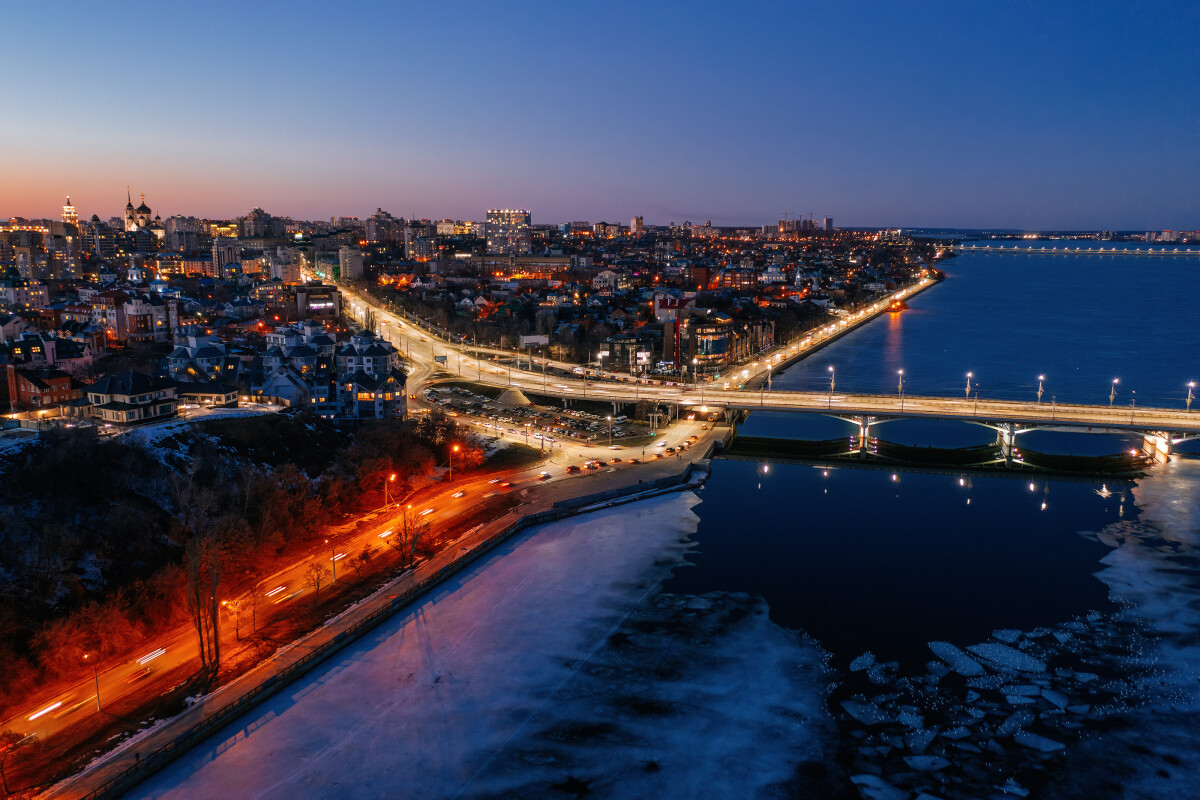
<box><xmin>0</xmin><ymin>410</ymin><xmax>483</xmax><ymax>707</ymax></box>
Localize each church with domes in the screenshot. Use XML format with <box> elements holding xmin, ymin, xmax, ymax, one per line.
<box><xmin>124</xmin><ymin>189</ymin><xmax>158</xmax><ymax>232</ymax></box>
<box><xmin>123</xmin><ymin>188</ymin><xmax>165</xmax><ymax>241</ymax></box>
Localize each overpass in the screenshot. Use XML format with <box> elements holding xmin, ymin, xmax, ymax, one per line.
<box><xmin>334</xmin><ymin>281</ymin><xmax>1200</xmax><ymax>464</ymax></box>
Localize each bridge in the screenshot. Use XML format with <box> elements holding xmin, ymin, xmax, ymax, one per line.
<box><xmin>952</xmin><ymin>244</ymin><xmax>1200</xmax><ymax>258</ymax></box>
<box><xmin>334</xmin><ymin>281</ymin><xmax>1200</xmax><ymax>465</ymax></box>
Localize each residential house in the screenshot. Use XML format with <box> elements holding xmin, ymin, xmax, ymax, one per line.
<box><xmin>87</xmin><ymin>371</ymin><xmax>178</xmax><ymax>425</ymax></box>
<box><xmin>5</xmin><ymin>365</ymin><xmax>85</xmax><ymax>411</ymax></box>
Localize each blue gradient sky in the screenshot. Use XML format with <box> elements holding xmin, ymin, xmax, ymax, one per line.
<box><xmin>2</xmin><ymin>1</ymin><xmax>1197</xmax><ymax>228</ymax></box>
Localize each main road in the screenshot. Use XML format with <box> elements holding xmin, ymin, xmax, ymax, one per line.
<box><xmin>341</xmin><ymin>280</ymin><xmax>1200</xmax><ymax>438</ymax></box>
<box><xmin>4</xmin><ymin>405</ymin><xmax>704</xmax><ymax>747</ymax></box>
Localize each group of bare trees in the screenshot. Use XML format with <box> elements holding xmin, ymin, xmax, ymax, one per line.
<box><xmin>0</xmin><ymin>413</ymin><xmax>479</xmax><ymax>706</ymax></box>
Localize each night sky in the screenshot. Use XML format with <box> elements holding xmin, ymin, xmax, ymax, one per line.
<box><xmin>2</xmin><ymin>0</ymin><xmax>1196</xmax><ymax>229</ymax></box>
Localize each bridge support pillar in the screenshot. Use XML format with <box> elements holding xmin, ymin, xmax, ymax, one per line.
<box><xmin>856</xmin><ymin>417</ymin><xmax>871</xmax><ymax>459</ymax></box>
<box><xmin>1144</xmin><ymin>433</ymin><xmax>1172</xmax><ymax>463</ymax></box>
<box><xmin>997</xmin><ymin>423</ymin><xmax>1018</xmax><ymax>466</ymax></box>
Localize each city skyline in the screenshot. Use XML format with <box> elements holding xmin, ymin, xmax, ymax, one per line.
<box><xmin>3</xmin><ymin>1</ymin><xmax>1198</xmax><ymax>228</ymax></box>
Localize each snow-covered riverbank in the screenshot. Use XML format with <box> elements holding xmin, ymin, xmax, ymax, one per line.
<box><xmin>126</xmin><ymin>491</ymin><xmax>835</xmax><ymax>799</ymax></box>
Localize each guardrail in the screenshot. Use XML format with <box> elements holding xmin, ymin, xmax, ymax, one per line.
<box><xmin>70</xmin><ymin>459</ymin><xmax>710</xmax><ymax>800</ymax></box>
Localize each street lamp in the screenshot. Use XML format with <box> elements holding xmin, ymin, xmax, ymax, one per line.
<box><xmin>1037</xmin><ymin>375</ymin><xmax>1045</xmax><ymax>405</ymax></box>
<box><xmin>382</xmin><ymin>472</ymin><xmax>396</xmax><ymax>510</ymax></box>
<box><xmin>897</xmin><ymin>369</ymin><xmax>905</xmax><ymax>411</ymax></box>
<box><xmin>1109</xmin><ymin>378</ymin><xmax>1119</xmax><ymax>406</ymax></box>
<box><xmin>828</xmin><ymin>365</ymin><xmax>835</xmax><ymax>409</ymax></box>
<box><xmin>83</xmin><ymin>653</ymin><xmax>101</xmax><ymax>712</ymax></box>
<box><xmin>449</xmin><ymin>444</ymin><xmax>460</xmax><ymax>481</ymax></box>
<box><xmin>607</xmin><ymin>415</ymin><xmax>612</xmax><ymax>447</ymax></box>
<box><xmin>965</xmin><ymin>371</ymin><xmax>972</xmax><ymax>400</ymax></box>
<box><xmin>1188</xmin><ymin>382</ymin><xmax>1195</xmax><ymax>412</ymax></box>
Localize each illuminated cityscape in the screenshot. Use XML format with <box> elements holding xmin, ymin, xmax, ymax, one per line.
<box><xmin>1</xmin><ymin>3</ymin><xmax>1199</xmax><ymax>800</ymax></box>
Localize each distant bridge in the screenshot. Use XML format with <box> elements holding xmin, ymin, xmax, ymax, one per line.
<box><xmin>953</xmin><ymin>244</ymin><xmax>1200</xmax><ymax>258</ymax></box>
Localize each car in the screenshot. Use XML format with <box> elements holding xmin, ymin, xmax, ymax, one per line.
<box><xmin>499</xmin><ymin>481</ymin><xmax>511</xmax><ymax>487</ymax></box>
<box><xmin>629</xmin><ymin>458</ymin><xmax>641</xmax><ymax>464</ymax></box>
<box><xmin>566</xmin><ymin>465</ymin><xmax>581</xmax><ymax>473</ymax></box>
<box><xmin>594</xmin><ymin>460</ymin><xmax>607</xmax><ymax>467</ymax></box>
<box><xmin>611</xmin><ymin>457</ymin><xmax>623</xmax><ymax>463</ymax></box>
<box><xmin>419</xmin><ymin>508</ymin><xmax>434</xmax><ymax>516</ymax></box>
<box><xmin>665</xmin><ymin>447</ymin><xmax>675</xmax><ymax>454</ymax></box>
<box><xmin>654</xmin><ymin>453</ymin><xmax>665</xmax><ymax>459</ymax></box>
<box><xmin>656</xmin><ymin>441</ymin><xmax>667</xmax><ymax>448</ymax></box>
<box><xmin>452</xmin><ymin>491</ymin><xmax>465</xmax><ymax>498</ymax></box>
<box><xmin>488</xmin><ymin>478</ymin><xmax>501</xmax><ymax>484</ymax></box>
<box><xmin>537</xmin><ymin>471</ymin><xmax>551</xmax><ymax>480</ymax></box>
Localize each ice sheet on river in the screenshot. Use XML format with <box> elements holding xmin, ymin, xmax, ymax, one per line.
<box><xmin>124</xmin><ymin>491</ymin><xmax>836</xmax><ymax>800</ymax></box>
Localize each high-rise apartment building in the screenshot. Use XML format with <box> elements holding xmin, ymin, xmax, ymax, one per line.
<box><xmin>212</xmin><ymin>237</ymin><xmax>240</xmax><ymax>276</ymax></box>
<box><xmin>631</xmin><ymin>216</ymin><xmax>644</xmax><ymax>235</ymax></box>
<box><xmin>338</xmin><ymin>246</ymin><xmax>364</xmax><ymax>280</ymax></box>
<box><xmin>485</xmin><ymin>209</ymin><xmax>531</xmax><ymax>255</ymax></box>
<box><xmin>62</xmin><ymin>197</ymin><xmax>77</xmax><ymax>227</ymax></box>
<box><xmin>824</xmin><ymin>217</ymin><xmax>834</xmax><ymax>231</ymax></box>
<box><xmin>365</xmin><ymin>208</ymin><xmax>401</xmax><ymax>244</ymax></box>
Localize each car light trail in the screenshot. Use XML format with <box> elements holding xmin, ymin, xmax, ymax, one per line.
<box><xmin>137</xmin><ymin>647</ymin><xmax>167</xmax><ymax>665</ymax></box>
<box><xmin>29</xmin><ymin>701</ymin><xmax>63</xmax><ymax>721</ymax></box>
<box><xmin>378</xmin><ymin>529</ymin><xmax>394</xmax><ymax>538</ymax></box>
<box><xmin>265</xmin><ymin>585</ymin><xmax>286</xmax><ymax>597</ymax></box>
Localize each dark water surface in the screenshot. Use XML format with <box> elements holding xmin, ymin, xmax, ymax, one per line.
<box><xmin>672</xmin><ymin>247</ymin><xmax>1200</xmax><ymax>667</ymax></box>
<box><xmin>668</xmin><ymin>460</ymin><xmax>1128</xmax><ymax>669</ymax></box>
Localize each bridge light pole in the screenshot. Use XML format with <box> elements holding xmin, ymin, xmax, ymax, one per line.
<box><xmin>828</xmin><ymin>365</ymin><xmax>835</xmax><ymax>409</ymax></box>
<box><xmin>1129</xmin><ymin>392</ymin><xmax>1136</xmax><ymax>424</ymax></box>
<box><xmin>973</xmin><ymin>388</ymin><xmax>980</xmax><ymax>415</ymax></box>
<box><xmin>1037</xmin><ymin>375</ymin><xmax>1045</xmax><ymax>405</ymax></box>
<box><xmin>1109</xmin><ymin>378</ymin><xmax>1119</xmax><ymax>406</ymax></box>
<box><xmin>1188</xmin><ymin>382</ymin><xmax>1195</xmax><ymax>412</ymax></box>
<box><xmin>897</xmin><ymin>369</ymin><xmax>905</xmax><ymax>412</ymax></box>
<box><xmin>965</xmin><ymin>371</ymin><xmax>973</xmax><ymax>400</ymax></box>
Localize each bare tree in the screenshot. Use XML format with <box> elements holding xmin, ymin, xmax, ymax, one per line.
<box><xmin>246</xmin><ymin>585</ymin><xmax>262</xmax><ymax>634</ymax></box>
<box><xmin>222</xmin><ymin>597</ymin><xmax>247</xmax><ymax>641</ymax></box>
<box><xmin>387</xmin><ymin>505</ymin><xmax>429</xmax><ymax>569</ymax></box>
<box><xmin>304</xmin><ymin>561</ymin><xmax>331</xmax><ymax>602</ymax></box>
<box><xmin>352</xmin><ymin>544</ymin><xmax>374</xmax><ymax>578</ymax></box>
<box><xmin>185</xmin><ymin>535</ymin><xmax>222</xmax><ymax>670</ymax></box>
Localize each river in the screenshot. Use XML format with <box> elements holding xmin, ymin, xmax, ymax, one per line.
<box><xmin>669</xmin><ymin>243</ymin><xmax>1200</xmax><ymax>663</ymax></box>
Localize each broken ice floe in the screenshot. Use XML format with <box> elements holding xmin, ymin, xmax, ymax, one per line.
<box><xmin>836</xmin><ymin>613</ymin><xmax>1148</xmax><ymax>800</ymax></box>
<box><xmin>928</xmin><ymin>641</ymin><xmax>985</xmax><ymax>676</ymax></box>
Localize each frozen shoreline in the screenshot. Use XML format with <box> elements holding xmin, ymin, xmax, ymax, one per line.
<box><xmin>1041</xmin><ymin>459</ymin><xmax>1200</xmax><ymax>798</ymax></box>
<box><xmin>126</xmin><ymin>491</ymin><xmax>834</xmax><ymax>800</ymax></box>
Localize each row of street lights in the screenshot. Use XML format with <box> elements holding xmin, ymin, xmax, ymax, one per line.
<box><xmin>819</xmin><ymin>366</ymin><xmax>1196</xmax><ymax>412</ymax></box>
